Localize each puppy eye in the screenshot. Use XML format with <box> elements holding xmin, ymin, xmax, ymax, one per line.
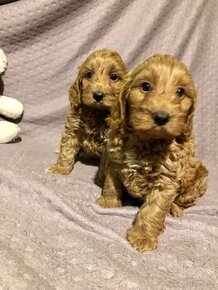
<box><xmin>85</xmin><ymin>71</ymin><xmax>93</xmax><ymax>79</ymax></box>
<box><xmin>141</xmin><ymin>82</ymin><xmax>152</xmax><ymax>92</ymax></box>
<box><xmin>176</xmin><ymin>87</ymin><xmax>185</xmax><ymax>97</ymax></box>
<box><xmin>110</xmin><ymin>73</ymin><xmax>119</xmax><ymax>81</ymax></box>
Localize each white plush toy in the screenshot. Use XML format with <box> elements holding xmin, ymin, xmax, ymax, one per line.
<box><xmin>0</xmin><ymin>48</ymin><xmax>23</xmax><ymax>143</ymax></box>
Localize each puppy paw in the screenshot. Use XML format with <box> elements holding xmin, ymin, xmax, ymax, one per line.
<box><xmin>95</xmin><ymin>196</ymin><xmax>122</xmax><ymax>208</ymax></box>
<box><xmin>126</xmin><ymin>225</ymin><xmax>158</xmax><ymax>252</ymax></box>
<box><xmin>169</xmin><ymin>203</ymin><xmax>183</xmax><ymax>217</ymax></box>
<box><xmin>46</xmin><ymin>164</ymin><xmax>72</xmax><ymax>175</ymax></box>
<box><xmin>175</xmin><ymin>195</ymin><xmax>196</xmax><ymax>208</ymax></box>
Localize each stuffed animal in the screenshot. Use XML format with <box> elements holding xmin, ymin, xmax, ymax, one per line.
<box><xmin>0</xmin><ymin>48</ymin><xmax>23</xmax><ymax>143</ymax></box>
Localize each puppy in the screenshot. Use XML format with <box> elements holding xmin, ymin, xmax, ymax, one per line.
<box><xmin>96</xmin><ymin>54</ymin><xmax>208</xmax><ymax>251</ymax></box>
<box><xmin>47</xmin><ymin>49</ymin><xmax>128</xmax><ymax>175</ymax></box>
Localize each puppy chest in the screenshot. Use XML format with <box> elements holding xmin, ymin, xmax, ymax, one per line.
<box><xmin>79</xmin><ymin>121</ymin><xmax>107</xmax><ymax>155</ymax></box>
<box><xmin>120</xmin><ymin>165</ymin><xmax>159</xmax><ymax>199</ymax></box>
<box><xmin>120</xmin><ymin>151</ymin><xmax>179</xmax><ymax>199</ymax></box>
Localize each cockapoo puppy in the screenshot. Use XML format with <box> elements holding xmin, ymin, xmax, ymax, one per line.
<box><xmin>47</xmin><ymin>49</ymin><xmax>128</xmax><ymax>175</ymax></box>
<box><xmin>96</xmin><ymin>54</ymin><xmax>208</xmax><ymax>252</ymax></box>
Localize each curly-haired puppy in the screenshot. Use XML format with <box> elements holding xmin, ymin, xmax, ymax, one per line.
<box><xmin>96</xmin><ymin>54</ymin><xmax>208</xmax><ymax>252</ymax></box>
<box><xmin>46</xmin><ymin>49</ymin><xmax>128</xmax><ymax>175</ymax></box>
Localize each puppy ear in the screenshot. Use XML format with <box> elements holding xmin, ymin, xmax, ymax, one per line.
<box><xmin>68</xmin><ymin>76</ymin><xmax>82</xmax><ymax>110</ymax></box>
<box><xmin>0</xmin><ymin>49</ymin><xmax>7</xmax><ymax>74</ymax></box>
<box><xmin>110</xmin><ymin>81</ymin><xmax>130</xmax><ymax>130</ymax></box>
<box><xmin>183</xmin><ymin>104</ymin><xmax>195</xmax><ymax>137</ymax></box>
<box><xmin>179</xmin><ymin>87</ymin><xmax>197</xmax><ymax>141</ymax></box>
<box><xmin>107</xmin><ymin>81</ymin><xmax>130</xmax><ymax>164</ymax></box>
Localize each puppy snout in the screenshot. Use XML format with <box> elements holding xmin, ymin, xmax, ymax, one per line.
<box><xmin>153</xmin><ymin>111</ymin><xmax>170</xmax><ymax>126</ymax></box>
<box><xmin>93</xmin><ymin>91</ymin><xmax>105</xmax><ymax>102</ymax></box>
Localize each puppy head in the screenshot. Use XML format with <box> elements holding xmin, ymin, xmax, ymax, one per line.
<box><xmin>69</xmin><ymin>49</ymin><xmax>128</xmax><ymax>111</ymax></box>
<box><xmin>114</xmin><ymin>54</ymin><xmax>196</xmax><ymax>141</ymax></box>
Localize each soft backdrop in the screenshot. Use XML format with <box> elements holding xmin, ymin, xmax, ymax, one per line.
<box><xmin>0</xmin><ymin>0</ymin><xmax>217</xmax><ymax>289</ymax></box>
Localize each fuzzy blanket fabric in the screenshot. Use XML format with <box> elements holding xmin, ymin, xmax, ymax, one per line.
<box><xmin>0</xmin><ymin>0</ymin><xmax>217</xmax><ymax>289</ymax></box>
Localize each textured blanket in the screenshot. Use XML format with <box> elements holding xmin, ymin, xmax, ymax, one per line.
<box><xmin>0</xmin><ymin>0</ymin><xmax>217</xmax><ymax>289</ymax></box>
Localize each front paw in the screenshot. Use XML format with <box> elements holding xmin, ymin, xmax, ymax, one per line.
<box><xmin>169</xmin><ymin>203</ymin><xmax>183</xmax><ymax>217</ymax></box>
<box><xmin>46</xmin><ymin>164</ymin><xmax>72</xmax><ymax>175</ymax></box>
<box><xmin>126</xmin><ymin>225</ymin><xmax>158</xmax><ymax>252</ymax></box>
<box><xmin>95</xmin><ymin>196</ymin><xmax>122</xmax><ymax>208</ymax></box>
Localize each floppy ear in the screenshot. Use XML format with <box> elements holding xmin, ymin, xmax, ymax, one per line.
<box><xmin>68</xmin><ymin>76</ymin><xmax>82</xmax><ymax>110</ymax></box>
<box><xmin>0</xmin><ymin>49</ymin><xmax>7</xmax><ymax>74</ymax></box>
<box><xmin>107</xmin><ymin>81</ymin><xmax>130</xmax><ymax>163</ymax></box>
<box><xmin>109</xmin><ymin>81</ymin><xmax>130</xmax><ymax>130</ymax></box>
<box><xmin>179</xmin><ymin>86</ymin><xmax>197</xmax><ymax>141</ymax></box>
<box><xmin>183</xmin><ymin>103</ymin><xmax>195</xmax><ymax>137</ymax></box>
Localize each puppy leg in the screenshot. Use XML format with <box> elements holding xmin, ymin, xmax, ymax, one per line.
<box><xmin>46</xmin><ymin>109</ymin><xmax>81</xmax><ymax>175</ymax></box>
<box><xmin>175</xmin><ymin>162</ymin><xmax>208</xmax><ymax>208</ymax></box>
<box><xmin>126</xmin><ymin>186</ymin><xmax>177</xmax><ymax>252</ymax></box>
<box><xmin>96</xmin><ymin>164</ymin><xmax>123</xmax><ymax>208</ymax></box>
<box><xmin>95</xmin><ymin>153</ymin><xmax>106</xmax><ymax>187</ymax></box>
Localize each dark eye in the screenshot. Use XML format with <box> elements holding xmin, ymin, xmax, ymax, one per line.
<box><xmin>110</xmin><ymin>73</ymin><xmax>119</xmax><ymax>81</ymax></box>
<box><xmin>85</xmin><ymin>71</ymin><xmax>93</xmax><ymax>79</ymax></box>
<box><xmin>176</xmin><ymin>87</ymin><xmax>185</xmax><ymax>97</ymax></box>
<box><xmin>141</xmin><ymin>82</ymin><xmax>152</xmax><ymax>92</ymax></box>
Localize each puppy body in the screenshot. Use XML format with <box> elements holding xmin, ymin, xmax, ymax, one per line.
<box><xmin>120</xmin><ymin>134</ymin><xmax>206</xmax><ymax>206</ymax></box>
<box><xmin>73</xmin><ymin>105</ymin><xmax>109</xmax><ymax>157</ymax></box>
<box><xmin>96</xmin><ymin>54</ymin><xmax>208</xmax><ymax>251</ymax></box>
<box><xmin>47</xmin><ymin>49</ymin><xmax>128</xmax><ymax>175</ymax></box>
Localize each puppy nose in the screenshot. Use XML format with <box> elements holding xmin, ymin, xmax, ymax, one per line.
<box><xmin>153</xmin><ymin>111</ymin><xmax>170</xmax><ymax>126</ymax></box>
<box><xmin>93</xmin><ymin>91</ymin><xmax>105</xmax><ymax>102</ymax></box>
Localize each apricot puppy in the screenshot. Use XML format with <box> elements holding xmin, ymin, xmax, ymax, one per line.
<box><xmin>47</xmin><ymin>49</ymin><xmax>128</xmax><ymax>175</ymax></box>
<box><xmin>96</xmin><ymin>54</ymin><xmax>208</xmax><ymax>252</ymax></box>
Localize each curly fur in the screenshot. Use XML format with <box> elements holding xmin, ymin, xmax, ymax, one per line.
<box><xmin>96</xmin><ymin>54</ymin><xmax>208</xmax><ymax>252</ymax></box>
<box><xmin>46</xmin><ymin>49</ymin><xmax>128</xmax><ymax>175</ymax></box>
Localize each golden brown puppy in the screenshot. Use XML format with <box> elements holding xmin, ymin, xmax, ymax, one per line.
<box><xmin>47</xmin><ymin>49</ymin><xmax>128</xmax><ymax>175</ymax></box>
<box><xmin>96</xmin><ymin>54</ymin><xmax>208</xmax><ymax>252</ymax></box>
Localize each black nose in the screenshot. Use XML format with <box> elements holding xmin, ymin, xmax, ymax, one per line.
<box><xmin>93</xmin><ymin>91</ymin><xmax>104</xmax><ymax>102</ymax></box>
<box><xmin>153</xmin><ymin>111</ymin><xmax>170</xmax><ymax>126</ymax></box>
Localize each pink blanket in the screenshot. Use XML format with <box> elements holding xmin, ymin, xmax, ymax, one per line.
<box><xmin>0</xmin><ymin>0</ymin><xmax>217</xmax><ymax>288</ymax></box>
